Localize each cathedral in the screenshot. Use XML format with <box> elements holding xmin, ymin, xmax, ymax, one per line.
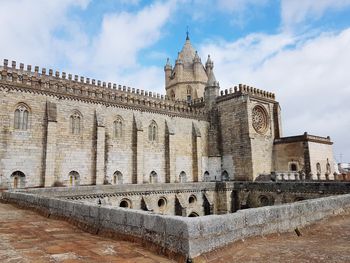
<box><xmin>0</xmin><ymin>35</ymin><xmax>335</xmax><ymax>189</ymax></box>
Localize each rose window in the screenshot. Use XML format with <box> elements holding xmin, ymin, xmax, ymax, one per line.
<box><xmin>252</xmin><ymin>106</ymin><xmax>268</xmax><ymax>134</ymax></box>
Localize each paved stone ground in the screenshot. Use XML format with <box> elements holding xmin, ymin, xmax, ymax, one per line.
<box><xmin>0</xmin><ymin>203</ymin><xmax>174</xmax><ymax>263</ymax></box>
<box><xmin>197</xmin><ymin>213</ymin><xmax>350</xmax><ymax>263</ymax></box>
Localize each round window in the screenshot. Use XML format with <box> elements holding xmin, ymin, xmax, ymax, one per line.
<box><xmin>252</xmin><ymin>105</ymin><xmax>269</xmax><ymax>134</ymax></box>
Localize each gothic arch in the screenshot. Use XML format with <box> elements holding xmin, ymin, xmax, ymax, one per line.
<box><xmin>203</xmin><ymin>171</ymin><xmax>210</xmax><ymax>182</ymax></box>
<box><xmin>222</xmin><ymin>170</ymin><xmax>229</xmax><ymax>181</ymax></box>
<box><xmin>14</xmin><ymin>103</ymin><xmax>30</xmax><ymax>130</ymax></box>
<box><xmin>11</xmin><ymin>171</ymin><xmax>25</xmax><ymax>189</ymax></box>
<box><xmin>114</xmin><ymin>116</ymin><xmax>124</xmax><ymax>139</ymax></box>
<box><xmin>68</xmin><ymin>171</ymin><xmax>80</xmax><ymax>186</ymax></box>
<box><xmin>113</xmin><ymin>171</ymin><xmax>123</xmax><ymax>184</ymax></box>
<box><xmin>148</xmin><ymin>120</ymin><xmax>158</xmax><ymax>142</ymax></box>
<box><xmin>179</xmin><ymin>171</ymin><xmax>187</xmax><ymax>183</ymax></box>
<box><xmin>70</xmin><ymin>110</ymin><xmax>83</xmax><ymax>135</ymax></box>
<box><xmin>149</xmin><ymin>171</ymin><xmax>158</xmax><ymax>183</ymax></box>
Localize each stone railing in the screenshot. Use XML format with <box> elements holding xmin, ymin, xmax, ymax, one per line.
<box><xmin>1</xmin><ymin>189</ymin><xmax>350</xmax><ymax>260</ymax></box>
<box><xmin>0</xmin><ymin>60</ymin><xmax>206</xmax><ymax>119</ymax></box>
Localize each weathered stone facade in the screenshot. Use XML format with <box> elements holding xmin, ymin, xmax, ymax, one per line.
<box><xmin>0</xmin><ymin>36</ymin><xmax>335</xmax><ymax>189</ymax></box>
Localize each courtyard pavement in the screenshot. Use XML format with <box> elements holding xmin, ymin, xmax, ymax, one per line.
<box><xmin>0</xmin><ymin>203</ymin><xmax>174</xmax><ymax>263</ymax></box>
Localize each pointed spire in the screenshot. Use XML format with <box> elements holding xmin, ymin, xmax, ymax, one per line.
<box><xmin>193</xmin><ymin>51</ymin><xmax>201</xmax><ymax>63</ymax></box>
<box><xmin>206</xmin><ymin>54</ymin><xmax>213</xmax><ymax>69</ymax></box>
<box><xmin>186</xmin><ymin>26</ymin><xmax>190</xmax><ymax>40</ymax></box>
<box><xmin>207</xmin><ymin>70</ymin><xmax>217</xmax><ymax>87</ymax></box>
<box><xmin>164</xmin><ymin>58</ymin><xmax>172</xmax><ymax>70</ymax></box>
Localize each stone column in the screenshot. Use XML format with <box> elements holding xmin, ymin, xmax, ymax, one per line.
<box><xmin>192</xmin><ymin>123</ymin><xmax>202</xmax><ymax>182</ymax></box>
<box><xmin>44</xmin><ymin>102</ymin><xmax>57</xmax><ymax>187</ymax></box>
<box><xmin>165</xmin><ymin>121</ymin><xmax>175</xmax><ymax>183</ymax></box>
<box><xmin>95</xmin><ymin>111</ymin><xmax>106</xmax><ymax>185</ymax></box>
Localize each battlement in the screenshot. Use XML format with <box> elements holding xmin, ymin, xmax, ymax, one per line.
<box><xmin>0</xmin><ymin>59</ymin><xmax>205</xmax><ymax>119</ymax></box>
<box><xmin>217</xmin><ymin>83</ymin><xmax>276</xmax><ymax>102</ymax></box>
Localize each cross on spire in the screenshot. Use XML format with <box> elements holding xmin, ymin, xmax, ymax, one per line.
<box><xmin>186</xmin><ymin>26</ymin><xmax>189</xmax><ymax>40</ymax></box>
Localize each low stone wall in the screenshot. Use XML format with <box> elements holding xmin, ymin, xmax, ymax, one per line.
<box><xmin>1</xmin><ymin>191</ymin><xmax>350</xmax><ymax>260</ymax></box>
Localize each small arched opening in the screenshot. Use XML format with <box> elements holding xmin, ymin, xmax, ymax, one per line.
<box><xmin>119</xmin><ymin>199</ymin><xmax>132</xmax><ymax>208</ymax></box>
<box><xmin>113</xmin><ymin>171</ymin><xmax>123</xmax><ymax>185</ymax></box>
<box><xmin>179</xmin><ymin>171</ymin><xmax>187</xmax><ymax>183</ymax></box>
<box><xmin>68</xmin><ymin>171</ymin><xmax>80</xmax><ymax>186</ymax></box>
<box><xmin>290</xmin><ymin>163</ymin><xmax>298</xmax><ymax>172</ymax></box>
<box><xmin>188</xmin><ymin>195</ymin><xmax>197</xmax><ymax>205</ymax></box>
<box><xmin>157</xmin><ymin>197</ymin><xmax>167</xmax><ymax>211</ymax></box>
<box><xmin>259</xmin><ymin>195</ymin><xmax>270</xmax><ymax>207</ymax></box>
<box><xmin>188</xmin><ymin>212</ymin><xmax>199</xmax><ymax>217</ymax></box>
<box><xmin>11</xmin><ymin>171</ymin><xmax>25</xmax><ymax>189</ymax></box>
<box><xmin>221</xmin><ymin>170</ymin><xmax>229</xmax><ymax>181</ymax></box>
<box><xmin>149</xmin><ymin>171</ymin><xmax>158</xmax><ymax>183</ymax></box>
<box><xmin>203</xmin><ymin>171</ymin><xmax>210</xmax><ymax>182</ymax></box>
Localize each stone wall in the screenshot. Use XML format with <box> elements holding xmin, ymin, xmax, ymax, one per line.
<box><xmin>0</xmin><ymin>78</ymin><xmax>209</xmax><ymax>188</ymax></box>
<box><xmin>2</xmin><ymin>190</ymin><xmax>350</xmax><ymax>260</ymax></box>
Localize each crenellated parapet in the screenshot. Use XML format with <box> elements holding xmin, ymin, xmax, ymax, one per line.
<box><xmin>216</xmin><ymin>83</ymin><xmax>276</xmax><ymax>102</ymax></box>
<box><xmin>0</xmin><ymin>59</ymin><xmax>206</xmax><ymax>119</ymax></box>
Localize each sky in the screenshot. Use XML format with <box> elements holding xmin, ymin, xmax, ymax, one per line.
<box><xmin>0</xmin><ymin>0</ymin><xmax>350</xmax><ymax>162</ymax></box>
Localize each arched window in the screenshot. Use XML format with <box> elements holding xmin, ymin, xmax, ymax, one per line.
<box><xmin>179</xmin><ymin>171</ymin><xmax>187</xmax><ymax>183</ymax></box>
<box><xmin>316</xmin><ymin>163</ymin><xmax>321</xmax><ymax>175</ymax></box>
<box><xmin>203</xmin><ymin>171</ymin><xmax>210</xmax><ymax>182</ymax></box>
<box><xmin>326</xmin><ymin>159</ymin><xmax>331</xmax><ymax>174</ymax></box>
<box><xmin>70</xmin><ymin>111</ymin><xmax>82</xmax><ymax>135</ymax></box>
<box><xmin>14</xmin><ymin>104</ymin><xmax>29</xmax><ymax>130</ymax></box>
<box><xmin>170</xmin><ymin>90</ymin><xmax>175</xmax><ymax>100</ymax></box>
<box><xmin>114</xmin><ymin>117</ymin><xmax>123</xmax><ymax>139</ymax></box>
<box><xmin>113</xmin><ymin>171</ymin><xmax>123</xmax><ymax>184</ymax></box>
<box><xmin>222</xmin><ymin>170</ymin><xmax>229</xmax><ymax>181</ymax></box>
<box><xmin>68</xmin><ymin>171</ymin><xmax>80</xmax><ymax>186</ymax></box>
<box><xmin>290</xmin><ymin>163</ymin><xmax>298</xmax><ymax>172</ymax></box>
<box><xmin>148</xmin><ymin>121</ymin><xmax>158</xmax><ymax>142</ymax></box>
<box><xmin>149</xmin><ymin>171</ymin><xmax>158</xmax><ymax>183</ymax></box>
<box><xmin>186</xmin><ymin>85</ymin><xmax>192</xmax><ymax>103</ymax></box>
<box><xmin>11</xmin><ymin>171</ymin><xmax>25</xmax><ymax>188</ymax></box>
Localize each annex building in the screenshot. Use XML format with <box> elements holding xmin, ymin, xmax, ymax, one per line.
<box><xmin>0</xmin><ymin>35</ymin><xmax>335</xmax><ymax>190</ymax></box>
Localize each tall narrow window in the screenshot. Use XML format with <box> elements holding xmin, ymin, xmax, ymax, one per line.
<box><xmin>14</xmin><ymin>104</ymin><xmax>29</xmax><ymax>130</ymax></box>
<box><xmin>187</xmin><ymin>85</ymin><xmax>192</xmax><ymax>103</ymax></box>
<box><xmin>114</xmin><ymin>117</ymin><xmax>123</xmax><ymax>139</ymax></box>
<box><xmin>148</xmin><ymin>121</ymin><xmax>158</xmax><ymax>142</ymax></box>
<box><xmin>170</xmin><ymin>90</ymin><xmax>175</xmax><ymax>100</ymax></box>
<box><xmin>70</xmin><ymin>111</ymin><xmax>82</xmax><ymax>135</ymax></box>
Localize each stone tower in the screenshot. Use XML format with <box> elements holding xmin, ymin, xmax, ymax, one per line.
<box><xmin>164</xmin><ymin>34</ymin><xmax>209</xmax><ymax>102</ymax></box>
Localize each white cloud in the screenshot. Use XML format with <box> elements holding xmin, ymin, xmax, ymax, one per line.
<box><xmin>91</xmin><ymin>1</ymin><xmax>172</xmax><ymax>72</ymax></box>
<box><xmin>281</xmin><ymin>0</ymin><xmax>350</xmax><ymax>29</ymax></box>
<box><xmin>200</xmin><ymin>28</ymin><xmax>350</xmax><ymax>161</ymax></box>
<box><xmin>217</xmin><ymin>0</ymin><xmax>269</xmax><ymax>12</ymax></box>
<box><xmin>0</xmin><ymin>0</ymin><xmax>173</xmax><ymax>92</ymax></box>
<box><xmin>0</xmin><ymin>0</ymin><xmax>89</xmax><ymax>67</ymax></box>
